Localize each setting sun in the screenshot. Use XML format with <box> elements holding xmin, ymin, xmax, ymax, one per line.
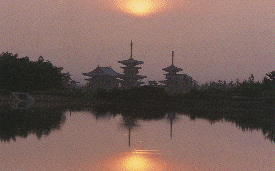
<box><xmin>115</xmin><ymin>0</ymin><xmax>167</xmax><ymax>16</ymax></box>
<box><xmin>126</xmin><ymin>0</ymin><xmax>154</xmax><ymax>15</ymax></box>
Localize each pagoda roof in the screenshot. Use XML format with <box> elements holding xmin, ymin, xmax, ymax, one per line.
<box><xmin>83</xmin><ymin>66</ymin><xmax>120</xmax><ymax>77</ymax></box>
<box><xmin>162</xmin><ymin>64</ymin><xmax>183</xmax><ymax>72</ymax></box>
<box><xmin>120</xmin><ymin>66</ymin><xmax>142</xmax><ymax>69</ymax></box>
<box><xmin>118</xmin><ymin>74</ymin><xmax>147</xmax><ymax>79</ymax></box>
<box><xmin>118</xmin><ymin>57</ymin><xmax>144</xmax><ymax>65</ymax></box>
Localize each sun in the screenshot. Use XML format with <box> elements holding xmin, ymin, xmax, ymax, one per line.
<box><xmin>126</xmin><ymin>0</ymin><xmax>154</xmax><ymax>15</ymax></box>
<box><xmin>115</xmin><ymin>0</ymin><xmax>167</xmax><ymax>16</ymax></box>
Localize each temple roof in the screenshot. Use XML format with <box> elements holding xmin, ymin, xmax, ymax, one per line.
<box><xmin>83</xmin><ymin>66</ymin><xmax>120</xmax><ymax>77</ymax></box>
<box><xmin>117</xmin><ymin>74</ymin><xmax>147</xmax><ymax>79</ymax></box>
<box><xmin>162</xmin><ymin>64</ymin><xmax>183</xmax><ymax>72</ymax></box>
<box><xmin>118</xmin><ymin>57</ymin><xmax>144</xmax><ymax>65</ymax></box>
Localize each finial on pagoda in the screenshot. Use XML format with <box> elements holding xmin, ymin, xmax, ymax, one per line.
<box><xmin>172</xmin><ymin>51</ymin><xmax>174</xmax><ymax>65</ymax></box>
<box><xmin>130</xmin><ymin>40</ymin><xmax>133</xmax><ymax>59</ymax></box>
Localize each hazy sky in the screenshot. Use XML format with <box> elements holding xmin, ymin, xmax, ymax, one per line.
<box><xmin>1</xmin><ymin>0</ymin><xmax>275</xmax><ymax>84</ymax></box>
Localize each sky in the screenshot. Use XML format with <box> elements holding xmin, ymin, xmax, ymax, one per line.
<box><xmin>1</xmin><ymin>0</ymin><xmax>275</xmax><ymax>85</ymax></box>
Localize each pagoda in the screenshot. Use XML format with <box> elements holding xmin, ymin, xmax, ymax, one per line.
<box><xmin>118</xmin><ymin>41</ymin><xmax>147</xmax><ymax>88</ymax></box>
<box><xmin>160</xmin><ymin>51</ymin><xmax>194</xmax><ymax>94</ymax></box>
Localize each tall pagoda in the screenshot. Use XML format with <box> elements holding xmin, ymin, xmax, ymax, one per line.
<box><xmin>118</xmin><ymin>41</ymin><xmax>147</xmax><ymax>88</ymax></box>
<box><xmin>160</xmin><ymin>51</ymin><xmax>194</xmax><ymax>94</ymax></box>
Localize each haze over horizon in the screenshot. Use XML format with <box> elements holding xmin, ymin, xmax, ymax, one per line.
<box><xmin>1</xmin><ymin>0</ymin><xmax>275</xmax><ymax>85</ymax></box>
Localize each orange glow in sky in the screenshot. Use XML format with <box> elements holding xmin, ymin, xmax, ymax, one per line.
<box><xmin>1</xmin><ymin>0</ymin><xmax>275</xmax><ymax>84</ymax></box>
<box><xmin>115</xmin><ymin>0</ymin><xmax>167</xmax><ymax>16</ymax></box>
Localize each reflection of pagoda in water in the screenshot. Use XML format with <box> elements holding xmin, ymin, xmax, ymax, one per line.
<box><xmin>167</xmin><ymin>113</ymin><xmax>177</xmax><ymax>139</ymax></box>
<box><xmin>160</xmin><ymin>51</ymin><xmax>194</xmax><ymax>94</ymax></box>
<box><xmin>121</xmin><ymin>115</ymin><xmax>139</xmax><ymax>147</ymax></box>
<box><xmin>118</xmin><ymin>41</ymin><xmax>147</xmax><ymax>88</ymax></box>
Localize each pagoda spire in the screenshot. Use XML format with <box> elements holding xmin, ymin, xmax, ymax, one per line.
<box><xmin>172</xmin><ymin>51</ymin><xmax>174</xmax><ymax>65</ymax></box>
<box><xmin>130</xmin><ymin>40</ymin><xmax>133</xmax><ymax>59</ymax></box>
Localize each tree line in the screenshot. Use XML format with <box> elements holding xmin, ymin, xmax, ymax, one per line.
<box><xmin>183</xmin><ymin>73</ymin><xmax>275</xmax><ymax>99</ymax></box>
<box><xmin>1</xmin><ymin>51</ymin><xmax>275</xmax><ymax>99</ymax></box>
<box><xmin>0</xmin><ymin>52</ymin><xmax>71</xmax><ymax>92</ymax></box>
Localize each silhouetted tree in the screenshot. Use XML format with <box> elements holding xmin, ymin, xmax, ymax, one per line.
<box><xmin>0</xmin><ymin>52</ymin><xmax>71</xmax><ymax>92</ymax></box>
<box><xmin>263</xmin><ymin>71</ymin><xmax>275</xmax><ymax>91</ymax></box>
<box><xmin>265</xmin><ymin>71</ymin><xmax>275</xmax><ymax>82</ymax></box>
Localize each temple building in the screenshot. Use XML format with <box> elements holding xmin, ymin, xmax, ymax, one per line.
<box><xmin>83</xmin><ymin>66</ymin><xmax>120</xmax><ymax>90</ymax></box>
<box><xmin>118</xmin><ymin>41</ymin><xmax>147</xmax><ymax>88</ymax></box>
<box><xmin>160</xmin><ymin>51</ymin><xmax>195</xmax><ymax>94</ymax></box>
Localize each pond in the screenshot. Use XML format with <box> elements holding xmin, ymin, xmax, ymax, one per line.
<box><xmin>0</xmin><ymin>104</ymin><xmax>275</xmax><ymax>171</ymax></box>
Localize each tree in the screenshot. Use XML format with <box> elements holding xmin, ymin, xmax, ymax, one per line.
<box><xmin>266</xmin><ymin>71</ymin><xmax>275</xmax><ymax>82</ymax></box>
<box><xmin>263</xmin><ymin>71</ymin><xmax>275</xmax><ymax>91</ymax></box>
<box><xmin>248</xmin><ymin>74</ymin><xmax>255</xmax><ymax>83</ymax></box>
<box><xmin>0</xmin><ymin>52</ymin><xmax>71</xmax><ymax>92</ymax></box>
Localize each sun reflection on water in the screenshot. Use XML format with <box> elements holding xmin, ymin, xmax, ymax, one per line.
<box><xmin>122</xmin><ymin>155</ymin><xmax>151</xmax><ymax>170</ymax></box>
<box><xmin>105</xmin><ymin>149</ymin><xmax>170</xmax><ymax>171</ymax></box>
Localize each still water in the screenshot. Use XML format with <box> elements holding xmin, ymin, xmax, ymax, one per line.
<box><xmin>1</xmin><ymin>105</ymin><xmax>275</xmax><ymax>171</ymax></box>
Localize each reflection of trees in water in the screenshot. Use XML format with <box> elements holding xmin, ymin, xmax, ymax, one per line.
<box><xmin>91</xmin><ymin>102</ymin><xmax>169</xmax><ymax>121</ymax></box>
<box><xmin>89</xmin><ymin>104</ymin><xmax>118</xmax><ymax>119</ymax></box>
<box><xmin>229</xmin><ymin>111</ymin><xmax>275</xmax><ymax>142</ymax></box>
<box><xmin>0</xmin><ymin>105</ymin><xmax>66</xmax><ymax>142</ymax></box>
<box><xmin>91</xmin><ymin>98</ymin><xmax>275</xmax><ymax>143</ymax></box>
<box><xmin>180</xmin><ymin>98</ymin><xmax>275</xmax><ymax>143</ymax></box>
<box><xmin>91</xmin><ymin>102</ymin><xmax>170</xmax><ymax>146</ymax></box>
<box><xmin>120</xmin><ymin>115</ymin><xmax>139</xmax><ymax>130</ymax></box>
